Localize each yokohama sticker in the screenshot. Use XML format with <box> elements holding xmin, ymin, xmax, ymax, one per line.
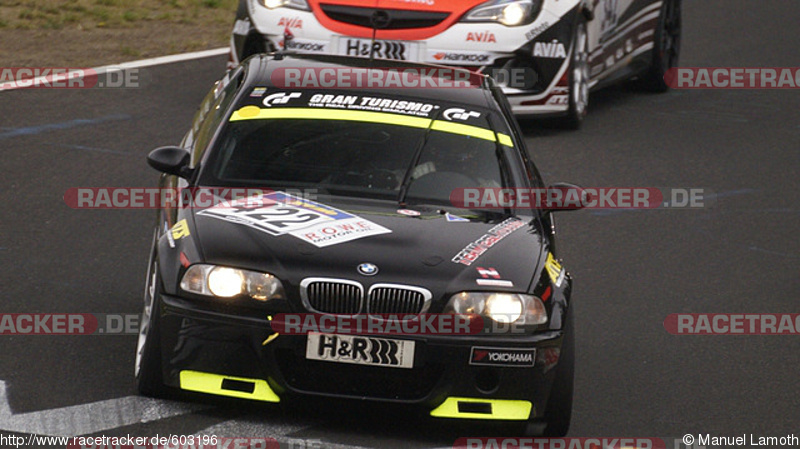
<box><xmin>198</xmin><ymin>192</ymin><xmax>390</xmax><ymax>247</ymax></box>
<box><xmin>451</xmin><ymin>218</ymin><xmax>525</xmax><ymax>266</ymax></box>
<box><xmin>470</xmin><ymin>346</ymin><xmax>536</xmax><ymax>367</ymax></box>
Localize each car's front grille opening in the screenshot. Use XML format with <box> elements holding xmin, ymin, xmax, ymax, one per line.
<box><xmin>304</xmin><ymin>281</ymin><xmax>363</xmax><ymax>314</ymax></box>
<box><xmin>458</xmin><ymin>401</ymin><xmax>493</xmax><ymax>414</ymax></box>
<box><xmin>301</xmin><ymin>279</ymin><xmax>431</xmax><ymax>316</ymax></box>
<box><xmin>320</xmin><ymin>4</ymin><xmax>450</xmax><ymax>30</ymax></box>
<box><xmin>368</xmin><ymin>287</ymin><xmax>426</xmax><ymax>315</ymax></box>
<box><xmin>221</xmin><ymin>378</ymin><xmax>255</xmax><ymax>394</ymax></box>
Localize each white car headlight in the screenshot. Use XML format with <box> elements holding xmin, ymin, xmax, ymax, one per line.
<box><xmin>180</xmin><ymin>264</ymin><xmax>285</xmax><ymax>301</ymax></box>
<box><xmin>444</xmin><ymin>292</ymin><xmax>547</xmax><ymax>325</ymax></box>
<box><xmin>258</xmin><ymin>0</ymin><xmax>310</xmax><ymax>11</ymax></box>
<box><xmin>461</xmin><ymin>0</ymin><xmax>541</xmax><ymax>27</ymax></box>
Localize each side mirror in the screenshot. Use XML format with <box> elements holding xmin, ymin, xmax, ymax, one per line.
<box><xmin>545</xmin><ymin>182</ymin><xmax>589</xmax><ymax>212</ymax></box>
<box><xmin>147</xmin><ymin>146</ymin><xmax>192</xmax><ymax>178</ymax></box>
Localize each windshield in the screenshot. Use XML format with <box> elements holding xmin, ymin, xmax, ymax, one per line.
<box><xmin>199</xmin><ymin>90</ymin><xmax>517</xmax><ymax>206</ymax></box>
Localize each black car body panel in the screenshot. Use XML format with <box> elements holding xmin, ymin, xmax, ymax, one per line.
<box><xmin>139</xmin><ymin>54</ymin><xmax>575</xmax><ymax>430</ymax></box>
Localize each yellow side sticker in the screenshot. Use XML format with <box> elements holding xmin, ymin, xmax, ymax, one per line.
<box><xmin>430</xmin><ymin>397</ymin><xmax>532</xmax><ymax>420</ymax></box>
<box><xmin>179</xmin><ymin>370</ymin><xmax>280</xmax><ymax>402</ymax></box>
<box><xmin>545</xmin><ymin>252</ymin><xmax>564</xmax><ymax>287</ymax></box>
<box><xmin>170</xmin><ymin>219</ymin><xmax>190</xmax><ymax>240</ymax></box>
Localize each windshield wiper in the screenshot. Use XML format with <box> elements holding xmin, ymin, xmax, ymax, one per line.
<box><xmin>397</xmin><ymin>109</ymin><xmax>443</xmax><ymax>206</ymax></box>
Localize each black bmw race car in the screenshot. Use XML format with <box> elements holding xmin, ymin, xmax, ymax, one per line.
<box><xmin>137</xmin><ymin>54</ymin><xmax>578</xmax><ymax>435</ymax></box>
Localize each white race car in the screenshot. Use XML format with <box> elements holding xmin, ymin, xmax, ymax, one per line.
<box><xmin>229</xmin><ymin>0</ymin><xmax>680</xmax><ymax>127</ymax></box>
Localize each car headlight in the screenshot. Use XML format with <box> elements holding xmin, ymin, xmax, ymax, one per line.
<box><xmin>180</xmin><ymin>264</ymin><xmax>285</xmax><ymax>301</ymax></box>
<box><xmin>461</xmin><ymin>0</ymin><xmax>541</xmax><ymax>27</ymax></box>
<box><xmin>257</xmin><ymin>0</ymin><xmax>310</xmax><ymax>11</ymax></box>
<box><xmin>445</xmin><ymin>292</ymin><xmax>547</xmax><ymax>325</ymax></box>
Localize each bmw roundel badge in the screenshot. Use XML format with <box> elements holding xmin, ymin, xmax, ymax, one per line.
<box><xmin>357</xmin><ymin>263</ymin><xmax>379</xmax><ymax>276</ymax></box>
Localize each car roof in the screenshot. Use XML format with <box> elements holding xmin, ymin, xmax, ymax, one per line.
<box><xmin>240</xmin><ymin>52</ymin><xmax>498</xmax><ymax>109</ymax></box>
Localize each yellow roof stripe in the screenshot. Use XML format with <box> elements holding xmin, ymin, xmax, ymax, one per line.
<box><xmin>430</xmin><ymin>120</ymin><xmax>497</xmax><ymax>142</ymax></box>
<box><xmin>497</xmin><ymin>133</ymin><xmax>514</xmax><ymax>148</ymax></box>
<box><xmin>230</xmin><ymin>107</ymin><xmax>431</xmax><ymax>129</ymax></box>
<box><xmin>230</xmin><ymin>107</ymin><xmax>507</xmax><ymax>144</ymax></box>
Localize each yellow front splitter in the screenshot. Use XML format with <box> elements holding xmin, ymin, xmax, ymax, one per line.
<box><xmin>179</xmin><ymin>370</ymin><xmax>280</xmax><ymax>403</ymax></box>
<box><xmin>430</xmin><ymin>397</ymin><xmax>532</xmax><ymax>420</ymax></box>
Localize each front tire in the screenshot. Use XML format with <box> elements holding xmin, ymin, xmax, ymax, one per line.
<box><xmin>635</xmin><ymin>0</ymin><xmax>681</xmax><ymax>92</ymax></box>
<box><xmin>525</xmin><ymin>309</ymin><xmax>575</xmax><ymax>436</ymax></box>
<box><xmin>135</xmin><ymin>233</ymin><xmax>169</xmax><ymax>397</ymax></box>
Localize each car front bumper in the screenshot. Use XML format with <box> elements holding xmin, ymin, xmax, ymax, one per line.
<box><xmin>231</xmin><ymin>3</ymin><xmax>581</xmax><ymax>115</ymax></box>
<box><xmin>155</xmin><ymin>292</ymin><xmax>569</xmax><ymax>421</ymax></box>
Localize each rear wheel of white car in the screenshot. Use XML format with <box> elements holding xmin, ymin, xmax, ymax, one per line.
<box><xmin>557</xmin><ymin>20</ymin><xmax>589</xmax><ymax>129</ymax></box>
<box><xmin>135</xmin><ymin>232</ymin><xmax>168</xmax><ymax>397</ymax></box>
<box><xmin>636</xmin><ymin>0</ymin><xmax>681</xmax><ymax>92</ymax></box>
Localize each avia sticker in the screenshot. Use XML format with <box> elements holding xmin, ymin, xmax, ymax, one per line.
<box><xmin>545</xmin><ymin>252</ymin><xmax>565</xmax><ymax>287</ymax></box>
<box><xmin>170</xmin><ymin>219</ymin><xmax>190</xmax><ymax>240</ymax></box>
<box><xmin>263</xmin><ymin>92</ymin><xmax>302</xmax><ymax>107</ymax></box>
<box><xmin>467</xmin><ymin>31</ymin><xmax>497</xmax><ymax>43</ymax></box>
<box><xmin>443</xmin><ymin>108</ymin><xmax>481</xmax><ymax>121</ymax></box>
<box><xmin>278</xmin><ymin>17</ymin><xmax>303</xmax><ymax>29</ymax></box>
<box><xmin>533</xmin><ymin>40</ymin><xmax>567</xmax><ymax>59</ymax></box>
<box><xmin>452</xmin><ymin>218</ymin><xmax>525</xmax><ymax>266</ymax></box>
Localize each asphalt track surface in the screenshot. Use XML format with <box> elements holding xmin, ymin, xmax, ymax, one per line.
<box><xmin>1</xmin><ymin>0</ymin><xmax>798</xmax><ymax>447</ymax></box>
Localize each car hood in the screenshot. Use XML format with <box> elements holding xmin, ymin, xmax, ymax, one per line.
<box><xmin>190</xmin><ymin>195</ymin><xmax>545</xmax><ymax>306</ymax></box>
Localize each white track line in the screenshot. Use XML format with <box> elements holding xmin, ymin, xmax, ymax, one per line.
<box><xmin>94</xmin><ymin>47</ymin><xmax>229</xmax><ymax>72</ymax></box>
<box><xmin>0</xmin><ymin>379</ymin><xmax>210</xmax><ymax>437</ymax></box>
<box><xmin>1</xmin><ymin>47</ymin><xmax>229</xmax><ymax>92</ymax></box>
